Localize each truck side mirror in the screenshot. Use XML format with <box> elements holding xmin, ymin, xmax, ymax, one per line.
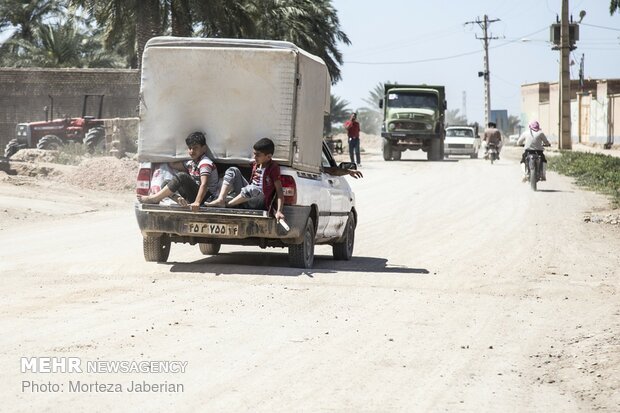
<box><xmin>378</xmin><ymin>99</ymin><xmax>383</xmax><ymax>109</ymax></box>
<box><xmin>339</xmin><ymin>161</ymin><xmax>357</xmax><ymax>170</ymax></box>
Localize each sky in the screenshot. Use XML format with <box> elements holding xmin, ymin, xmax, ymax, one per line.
<box><xmin>330</xmin><ymin>0</ymin><xmax>620</xmax><ymax>124</ymax></box>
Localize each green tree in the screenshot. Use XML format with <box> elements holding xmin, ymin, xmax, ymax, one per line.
<box><xmin>355</xmin><ymin>81</ymin><xmax>390</xmax><ymax>135</ymax></box>
<box><xmin>507</xmin><ymin>115</ymin><xmax>521</xmax><ymax>134</ymax></box>
<box><xmin>253</xmin><ymin>0</ymin><xmax>351</xmax><ymax>83</ymax></box>
<box><xmin>611</xmin><ymin>0</ymin><xmax>619</xmax><ymax>15</ymax></box>
<box><xmin>325</xmin><ymin>94</ymin><xmax>350</xmax><ymax>134</ymax></box>
<box><xmin>0</xmin><ymin>0</ymin><xmax>63</xmax><ymax>44</ymax></box>
<box><xmin>71</xmin><ymin>0</ymin><xmax>350</xmax><ymax>80</ymax></box>
<box><xmin>446</xmin><ymin>109</ymin><xmax>467</xmax><ymax>126</ymax></box>
<box><xmin>330</xmin><ymin>95</ymin><xmax>351</xmax><ymax>124</ymax></box>
<box><xmin>71</xmin><ymin>0</ymin><xmax>162</xmax><ymax>68</ymax></box>
<box><xmin>356</xmin><ymin>108</ymin><xmax>382</xmax><ymax>135</ymax></box>
<box><xmin>0</xmin><ymin>11</ymin><xmax>124</xmax><ymax>68</ymax></box>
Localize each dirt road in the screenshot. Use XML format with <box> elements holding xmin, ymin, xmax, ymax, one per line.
<box><xmin>1</xmin><ymin>147</ymin><xmax>618</xmax><ymax>412</ymax></box>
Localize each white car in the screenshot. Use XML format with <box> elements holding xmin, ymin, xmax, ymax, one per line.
<box><xmin>508</xmin><ymin>134</ymin><xmax>520</xmax><ymax>146</ymax></box>
<box><xmin>444</xmin><ymin>126</ymin><xmax>480</xmax><ymax>158</ymax></box>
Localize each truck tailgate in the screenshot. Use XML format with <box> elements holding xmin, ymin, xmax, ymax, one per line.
<box><xmin>135</xmin><ymin>204</ymin><xmax>310</xmax><ymax>241</ymax></box>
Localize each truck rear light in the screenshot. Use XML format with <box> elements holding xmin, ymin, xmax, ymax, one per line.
<box><xmin>136</xmin><ymin>167</ymin><xmax>152</xmax><ymax>195</ymax></box>
<box><xmin>280</xmin><ymin>174</ymin><xmax>297</xmax><ymax>205</ymax></box>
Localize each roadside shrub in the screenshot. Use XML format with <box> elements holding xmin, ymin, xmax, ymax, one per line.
<box><xmin>55</xmin><ymin>142</ymin><xmax>88</xmax><ymax>165</ymax></box>
<box><xmin>548</xmin><ymin>151</ymin><xmax>620</xmax><ymax>207</ymax></box>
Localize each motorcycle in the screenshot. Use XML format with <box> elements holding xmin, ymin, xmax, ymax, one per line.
<box><xmin>526</xmin><ymin>152</ymin><xmax>541</xmax><ymax>190</ymax></box>
<box><xmin>485</xmin><ymin>142</ymin><xmax>499</xmax><ymax>164</ymax></box>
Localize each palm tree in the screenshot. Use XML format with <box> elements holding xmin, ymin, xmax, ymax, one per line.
<box><xmin>0</xmin><ymin>0</ymin><xmax>63</xmax><ymax>44</ymax></box>
<box><xmin>355</xmin><ymin>81</ymin><xmax>391</xmax><ymax>135</ymax></box>
<box><xmin>446</xmin><ymin>109</ymin><xmax>467</xmax><ymax>126</ymax></box>
<box><xmin>507</xmin><ymin>115</ymin><xmax>521</xmax><ymax>134</ymax></box>
<box><xmin>0</xmin><ymin>17</ymin><xmax>124</xmax><ymax>68</ymax></box>
<box><xmin>192</xmin><ymin>0</ymin><xmax>256</xmax><ymax>38</ymax></box>
<box><xmin>330</xmin><ymin>95</ymin><xmax>351</xmax><ymax>124</ymax></box>
<box><xmin>253</xmin><ymin>0</ymin><xmax>351</xmax><ymax>83</ymax></box>
<box><xmin>71</xmin><ymin>0</ymin><xmax>162</xmax><ymax>68</ymax></box>
<box><xmin>325</xmin><ymin>94</ymin><xmax>350</xmax><ymax>134</ymax></box>
<box><xmin>69</xmin><ymin>0</ymin><xmax>350</xmax><ymax>78</ymax></box>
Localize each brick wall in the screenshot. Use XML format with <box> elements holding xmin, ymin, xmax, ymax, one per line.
<box><xmin>0</xmin><ymin>68</ymin><xmax>140</xmax><ymax>150</ymax></box>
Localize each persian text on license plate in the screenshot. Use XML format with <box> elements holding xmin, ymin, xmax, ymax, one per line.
<box><xmin>187</xmin><ymin>223</ymin><xmax>239</xmax><ymax>236</ymax></box>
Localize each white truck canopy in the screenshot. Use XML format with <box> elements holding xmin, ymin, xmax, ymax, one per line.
<box><xmin>138</xmin><ymin>37</ymin><xmax>331</xmax><ymax>173</ymax></box>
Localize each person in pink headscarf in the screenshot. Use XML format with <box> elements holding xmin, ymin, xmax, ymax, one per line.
<box><xmin>517</xmin><ymin>120</ymin><xmax>551</xmax><ymax>181</ymax></box>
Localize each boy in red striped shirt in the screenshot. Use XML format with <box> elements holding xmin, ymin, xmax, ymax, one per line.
<box><xmin>137</xmin><ymin>131</ymin><xmax>219</xmax><ymax>212</ymax></box>
<box><xmin>206</xmin><ymin>138</ymin><xmax>285</xmax><ymax>222</ymax></box>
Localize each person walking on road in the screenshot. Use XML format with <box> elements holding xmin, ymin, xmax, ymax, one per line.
<box><xmin>344</xmin><ymin>112</ymin><xmax>361</xmax><ymax>167</ymax></box>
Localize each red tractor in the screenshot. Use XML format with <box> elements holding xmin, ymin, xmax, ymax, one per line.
<box><xmin>4</xmin><ymin>94</ymin><xmax>106</xmax><ymax>158</ymax></box>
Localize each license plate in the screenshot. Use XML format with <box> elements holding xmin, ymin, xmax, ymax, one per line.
<box><xmin>186</xmin><ymin>222</ymin><xmax>239</xmax><ymax>236</ymax></box>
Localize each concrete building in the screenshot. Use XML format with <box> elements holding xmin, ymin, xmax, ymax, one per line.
<box><xmin>520</xmin><ymin>79</ymin><xmax>620</xmax><ymax>147</ymax></box>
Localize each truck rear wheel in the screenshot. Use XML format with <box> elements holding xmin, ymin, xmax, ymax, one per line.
<box><xmin>332</xmin><ymin>213</ymin><xmax>355</xmax><ymax>260</ymax></box>
<box><xmin>289</xmin><ymin>217</ymin><xmax>315</xmax><ymax>268</ymax></box>
<box><xmin>143</xmin><ymin>234</ymin><xmax>171</xmax><ymax>262</ymax></box>
<box><xmin>392</xmin><ymin>150</ymin><xmax>402</xmax><ymax>161</ymax></box>
<box><xmin>199</xmin><ymin>242</ymin><xmax>221</xmax><ymax>255</ymax></box>
<box><xmin>37</xmin><ymin>135</ymin><xmax>63</xmax><ymax>150</ymax></box>
<box><xmin>382</xmin><ymin>138</ymin><xmax>393</xmax><ymax>161</ymax></box>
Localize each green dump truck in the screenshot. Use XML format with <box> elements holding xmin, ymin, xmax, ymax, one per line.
<box><xmin>379</xmin><ymin>84</ymin><xmax>447</xmax><ymax>161</ymax></box>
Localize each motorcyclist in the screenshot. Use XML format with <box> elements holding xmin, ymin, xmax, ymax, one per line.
<box><xmin>483</xmin><ymin>122</ymin><xmax>502</xmax><ymax>159</ymax></box>
<box><xmin>516</xmin><ymin>120</ymin><xmax>551</xmax><ymax>181</ymax></box>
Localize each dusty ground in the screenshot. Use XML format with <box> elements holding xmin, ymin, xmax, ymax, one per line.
<box><xmin>0</xmin><ymin>145</ymin><xmax>619</xmax><ymax>412</ymax></box>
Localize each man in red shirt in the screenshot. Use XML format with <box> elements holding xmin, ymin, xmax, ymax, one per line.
<box><xmin>344</xmin><ymin>112</ymin><xmax>361</xmax><ymax>167</ymax></box>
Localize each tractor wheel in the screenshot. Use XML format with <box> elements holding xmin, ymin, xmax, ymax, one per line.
<box><xmin>84</xmin><ymin>127</ymin><xmax>105</xmax><ymax>154</ymax></box>
<box><xmin>37</xmin><ymin>135</ymin><xmax>63</xmax><ymax>150</ymax></box>
<box><xmin>332</xmin><ymin>212</ymin><xmax>355</xmax><ymax>261</ymax></box>
<box><xmin>199</xmin><ymin>242</ymin><xmax>221</xmax><ymax>255</ymax></box>
<box><xmin>143</xmin><ymin>234</ymin><xmax>171</xmax><ymax>262</ymax></box>
<box><xmin>288</xmin><ymin>217</ymin><xmax>315</xmax><ymax>268</ymax></box>
<box><xmin>4</xmin><ymin>139</ymin><xmax>26</xmax><ymax>158</ymax></box>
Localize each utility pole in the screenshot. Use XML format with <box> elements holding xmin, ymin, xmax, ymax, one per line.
<box><xmin>559</xmin><ymin>0</ymin><xmax>572</xmax><ymax>149</ymax></box>
<box><xmin>466</xmin><ymin>15</ymin><xmax>501</xmax><ymax>127</ymax></box>
<box><xmin>462</xmin><ymin>91</ymin><xmax>467</xmax><ymax>121</ymax></box>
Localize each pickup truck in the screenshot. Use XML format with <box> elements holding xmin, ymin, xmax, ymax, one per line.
<box><xmin>134</xmin><ymin>37</ymin><xmax>358</xmax><ymax>268</ymax></box>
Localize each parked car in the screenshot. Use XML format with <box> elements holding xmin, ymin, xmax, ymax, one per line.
<box><xmin>508</xmin><ymin>134</ymin><xmax>520</xmax><ymax>146</ymax></box>
<box><xmin>444</xmin><ymin>126</ymin><xmax>480</xmax><ymax>158</ymax></box>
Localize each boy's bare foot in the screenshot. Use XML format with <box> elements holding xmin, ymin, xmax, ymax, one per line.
<box><xmin>137</xmin><ymin>194</ymin><xmax>159</xmax><ymax>204</ymax></box>
<box><xmin>205</xmin><ymin>198</ymin><xmax>226</xmax><ymax>207</ymax></box>
<box><xmin>171</xmin><ymin>194</ymin><xmax>188</xmax><ymax>207</ymax></box>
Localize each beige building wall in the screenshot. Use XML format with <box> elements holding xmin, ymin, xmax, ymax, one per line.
<box><xmin>521</xmin><ymin>79</ymin><xmax>618</xmax><ymax>146</ymax></box>
<box><xmin>611</xmin><ymin>95</ymin><xmax>620</xmax><ymax>145</ymax></box>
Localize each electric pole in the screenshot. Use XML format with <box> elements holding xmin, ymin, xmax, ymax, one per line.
<box><xmin>462</xmin><ymin>91</ymin><xmax>467</xmax><ymax>121</ymax></box>
<box><xmin>559</xmin><ymin>0</ymin><xmax>572</xmax><ymax>149</ymax></box>
<box><xmin>466</xmin><ymin>15</ymin><xmax>500</xmax><ymax>127</ymax></box>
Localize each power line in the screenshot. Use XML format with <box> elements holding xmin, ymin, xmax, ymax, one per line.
<box><xmin>344</xmin><ymin>26</ymin><xmax>549</xmax><ymax>65</ymax></box>
<box><xmin>345</xmin><ymin>49</ymin><xmax>482</xmax><ymax>65</ymax></box>
<box><xmin>581</xmin><ymin>23</ymin><xmax>620</xmax><ymax>32</ymax></box>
